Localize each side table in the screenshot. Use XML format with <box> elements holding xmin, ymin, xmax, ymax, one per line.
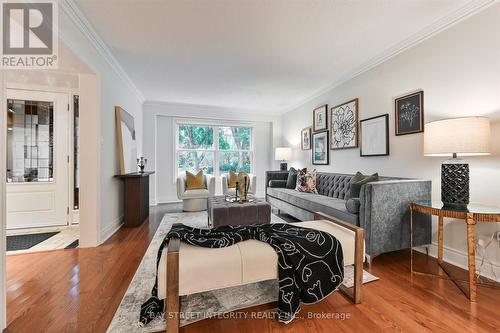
<box><xmin>115</xmin><ymin>172</ymin><xmax>154</xmax><ymax>227</ymax></box>
<box><xmin>409</xmin><ymin>201</ymin><xmax>500</xmax><ymax>302</ymax></box>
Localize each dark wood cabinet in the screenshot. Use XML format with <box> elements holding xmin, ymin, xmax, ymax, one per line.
<box><xmin>115</xmin><ymin>172</ymin><xmax>154</xmax><ymax>227</ymax></box>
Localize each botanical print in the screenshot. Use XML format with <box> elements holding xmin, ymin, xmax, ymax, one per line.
<box><xmin>331</xmin><ymin>99</ymin><xmax>358</xmax><ymax>149</ymax></box>
<box><xmin>313</xmin><ymin>105</ymin><xmax>328</xmax><ymax>131</ymax></box>
<box><xmin>301</xmin><ymin>127</ymin><xmax>311</xmax><ymax>150</ymax></box>
<box><xmin>395</xmin><ymin>91</ymin><xmax>424</xmax><ymax>136</ymax></box>
<box><xmin>312</xmin><ymin>131</ymin><xmax>329</xmax><ymax>165</ymax></box>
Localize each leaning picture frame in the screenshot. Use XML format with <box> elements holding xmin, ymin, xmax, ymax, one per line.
<box><xmin>115</xmin><ymin>106</ymin><xmax>138</xmax><ymax>174</ymax></box>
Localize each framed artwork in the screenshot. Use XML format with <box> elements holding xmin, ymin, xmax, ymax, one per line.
<box><xmin>312</xmin><ymin>130</ymin><xmax>329</xmax><ymax>165</ymax></box>
<box><xmin>301</xmin><ymin>127</ymin><xmax>311</xmax><ymax>150</ymax></box>
<box><xmin>360</xmin><ymin>114</ymin><xmax>389</xmax><ymax>157</ymax></box>
<box><xmin>115</xmin><ymin>106</ymin><xmax>138</xmax><ymax>174</ymax></box>
<box><xmin>395</xmin><ymin>91</ymin><xmax>424</xmax><ymax>136</ymax></box>
<box><xmin>313</xmin><ymin>104</ymin><xmax>328</xmax><ymax>132</ymax></box>
<box><xmin>330</xmin><ymin>98</ymin><xmax>358</xmax><ymax>149</ymax></box>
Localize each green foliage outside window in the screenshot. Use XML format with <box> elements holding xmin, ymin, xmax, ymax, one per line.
<box><xmin>177</xmin><ymin>124</ymin><xmax>251</xmax><ymax>175</ymax></box>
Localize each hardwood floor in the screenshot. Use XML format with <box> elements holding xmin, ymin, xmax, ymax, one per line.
<box><xmin>5</xmin><ymin>204</ymin><xmax>500</xmax><ymax>333</ymax></box>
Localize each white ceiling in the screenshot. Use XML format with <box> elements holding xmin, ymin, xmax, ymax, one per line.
<box><xmin>75</xmin><ymin>0</ymin><xmax>483</xmax><ymax>113</ymax></box>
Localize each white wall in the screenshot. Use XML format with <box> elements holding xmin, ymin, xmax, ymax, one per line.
<box><xmin>58</xmin><ymin>2</ymin><xmax>144</xmax><ymax>244</ymax></box>
<box><xmin>281</xmin><ymin>5</ymin><xmax>500</xmax><ymax>277</ymax></box>
<box><xmin>143</xmin><ymin>102</ymin><xmax>281</xmax><ymax>204</ymax></box>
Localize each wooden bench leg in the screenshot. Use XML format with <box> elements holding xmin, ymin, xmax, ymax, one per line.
<box><xmin>166</xmin><ymin>238</ymin><xmax>180</xmax><ymax>333</ymax></box>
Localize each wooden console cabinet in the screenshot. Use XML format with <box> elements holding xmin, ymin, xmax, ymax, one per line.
<box><xmin>115</xmin><ymin>172</ymin><xmax>154</xmax><ymax>227</ymax></box>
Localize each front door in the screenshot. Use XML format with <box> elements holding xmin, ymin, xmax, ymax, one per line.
<box><xmin>6</xmin><ymin>89</ymin><xmax>69</xmax><ymax>229</ymax></box>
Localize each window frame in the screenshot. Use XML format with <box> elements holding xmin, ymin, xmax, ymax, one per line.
<box><xmin>173</xmin><ymin>119</ymin><xmax>254</xmax><ymax>181</ymax></box>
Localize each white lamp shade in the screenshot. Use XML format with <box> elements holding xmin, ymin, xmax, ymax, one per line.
<box><xmin>424</xmin><ymin>117</ymin><xmax>491</xmax><ymax>157</ymax></box>
<box><xmin>275</xmin><ymin>147</ymin><xmax>292</xmax><ymax>161</ymax></box>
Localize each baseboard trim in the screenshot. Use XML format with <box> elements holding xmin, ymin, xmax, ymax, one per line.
<box><xmin>415</xmin><ymin>242</ymin><xmax>500</xmax><ymax>282</ymax></box>
<box><xmin>100</xmin><ymin>215</ymin><xmax>124</xmax><ymax>245</ymax></box>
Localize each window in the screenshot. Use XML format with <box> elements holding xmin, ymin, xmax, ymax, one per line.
<box><xmin>176</xmin><ymin>123</ymin><xmax>252</xmax><ymax>176</ymax></box>
<box><xmin>6</xmin><ymin>99</ymin><xmax>54</xmax><ymax>183</ymax></box>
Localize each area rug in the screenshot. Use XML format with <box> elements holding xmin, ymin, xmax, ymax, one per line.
<box><xmin>107</xmin><ymin>212</ymin><xmax>378</xmax><ymax>333</ymax></box>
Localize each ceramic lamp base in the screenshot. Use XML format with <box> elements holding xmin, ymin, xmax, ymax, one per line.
<box><xmin>441</xmin><ymin>159</ymin><xmax>469</xmax><ymax>209</ymax></box>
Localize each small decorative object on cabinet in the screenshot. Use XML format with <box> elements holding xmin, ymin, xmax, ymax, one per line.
<box><xmin>395</xmin><ymin>91</ymin><xmax>424</xmax><ymax>136</ymax></box>
<box><xmin>360</xmin><ymin>114</ymin><xmax>389</xmax><ymax>157</ymax></box>
<box><xmin>137</xmin><ymin>157</ymin><xmax>147</xmax><ymax>173</ymax></box>
<box><xmin>331</xmin><ymin>98</ymin><xmax>358</xmax><ymax>149</ymax></box>
<box><xmin>313</xmin><ymin>104</ymin><xmax>328</xmax><ymax>131</ymax></box>
<box><xmin>301</xmin><ymin>127</ymin><xmax>311</xmax><ymax>150</ymax></box>
<box><xmin>275</xmin><ymin>147</ymin><xmax>292</xmax><ymax>171</ymax></box>
<box><xmin>115</xmin><ymin>172</ymin><xmax>154</xmax><ymax>227</ymax></box>
<box><xmin>424</xmin><ymin>117</ymin><xmax>491</xmax><ymax>209</ymax></box>
<box><xmin>312</xmin><ymin>130</ymin><xmax>329</xmax><ymax>165</ymax></box>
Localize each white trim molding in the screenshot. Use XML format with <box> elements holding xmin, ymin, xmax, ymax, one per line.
<box><xmin>100</xmin><ymin>215</ymin><xmax>124</xmax><ymax>245</ymax></box>
<box><xmin>280</xmin><ymin>0</ymin><xmax>497</xmax><ymax>114</ymax></box>
<box><xmin>58</xmin><ymin>0</ymin><xmax>145</xmax><ymax>104</ymax></box>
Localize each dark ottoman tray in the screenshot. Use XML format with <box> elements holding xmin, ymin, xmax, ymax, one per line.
<box><xmin>208</xmin><ymin>196</ymin><xmax>271</xmax><ymax>228</ymax></box>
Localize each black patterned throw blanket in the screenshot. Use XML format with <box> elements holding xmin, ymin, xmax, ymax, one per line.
<box><xmin>140</xmin><ymin>223</ymin><xmax>344</xmax><ymax>326</ymax></box>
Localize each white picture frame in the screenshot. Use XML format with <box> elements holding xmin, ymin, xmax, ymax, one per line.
<box><xmin>360</xmin><ymin>114</ymin><xmax>389</xmax><ymax>157</ymax></box>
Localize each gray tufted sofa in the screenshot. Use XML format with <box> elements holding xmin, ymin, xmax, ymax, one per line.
<box><xmin>266</xmin><ymin>171</ymin><xmax>432</xmax><ymax>261</ymax></box>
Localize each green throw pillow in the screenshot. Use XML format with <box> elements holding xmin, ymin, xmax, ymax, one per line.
<box><xmin>286</xmin><ymin>167</ymin><xmax>306</xmax><ymax>189</ymax></box>
<box><xmin>350</xmin><ymin>172</ymin><xmax>379</xmax><ymax>198</ymax></box>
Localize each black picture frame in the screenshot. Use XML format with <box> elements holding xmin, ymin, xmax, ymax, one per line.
<box><xmin>301</xmin><ymin>127</ymin><xmax>311</xmax><ymax>150</ymax></box>
<box><xmin>360</xmin><ymin>114</ymin><xmax>389</xmax><ymax>157</ymax></box>
<box><xmin>313</xmin><ymin>104</ymin><xmax>328</xmax><ymax>132</ymax></box>
<box><xmin>395</xmin><ymin>91</ymin><xmax>424</xmax><ymax>136</ymax></box>
<box><xmin>312</xmin><ymin>130</ymin><xmax>329</xmax><ymax>165</ymax></box>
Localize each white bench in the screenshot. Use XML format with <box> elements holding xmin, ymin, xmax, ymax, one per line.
<box><xmin>160</xmin><ymin>212</ymin><xmax>365</xmax><ymax>333</ymax></box>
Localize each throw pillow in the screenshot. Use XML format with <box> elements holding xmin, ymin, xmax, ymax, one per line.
<box><xmin>227</xmin><ymin>171</ymin><xmax>238</xmax><ymax>188</ymax></box>
<box><xmin>350</xmin><ymin>172</ymin><xmax>379</xmax><ymax>198</ymax></box>
<box><xmin>185</xmin><ymin>170</ymin><xmax>206</xmax><ymax>190</ymax></box>
<box><xmin>295</xmin><ymin>169</ymin><xmax>317</xmax><ymax>193</ymax></box>
<box><xmin>345</xmin><ymin>198</ymin><xmax>361</xmax><ymax>214</ymax></box>
<box><xmin>286</xmin><ymin>167</ymin><xmax>306</xmax><ymax>189</ymax></box>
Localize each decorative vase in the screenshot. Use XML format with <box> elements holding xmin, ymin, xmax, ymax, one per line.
<box><xmin>137</xmin><ymin>157</ymin><xmax>147</xmax><ymax>173</ymax></box>
<box><xmin>237</xmin><ymin>172</ymin><xmax>250</xmax><ymax>201</ymax></box>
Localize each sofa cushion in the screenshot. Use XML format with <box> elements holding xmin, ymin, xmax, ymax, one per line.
<box><xmin>158</xmin><ymin>241</ymin><xmax>242</xmax><ymax>298</ymax></box>
<box><xmin>181</xmin><ymin>188</ymin><xmax>211</xmax><ymax>199</ymax></box>
<box><xmin>316</xmin><ymin>173</ymin><xmax>353</xmax><ymax>199</ymax></box>
<box><xmin>267</xmin><ymin>187</ymin><xmax>358</xmax><ymax>225</ymax></box>
<box><xmin>345</xmin><ymin>198</ymin><xmax>361</xmax><ymax>214</ymax></box>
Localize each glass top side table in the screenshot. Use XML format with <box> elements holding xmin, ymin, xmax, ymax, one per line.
<box><xmin>409</xmin><ymin>201</ymin><xmax>500</xmax><ymax>302</ymax></box>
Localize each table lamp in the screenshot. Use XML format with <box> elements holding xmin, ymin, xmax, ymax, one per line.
<box><xmin>275</xmin><ymin>147</ymin><xmax>292</xmax><ymax>171</ymax></box>
<box><xmin>424</xmin><ymin>117</ymin><xmax>491</xmax><ymax>209</ymax></box>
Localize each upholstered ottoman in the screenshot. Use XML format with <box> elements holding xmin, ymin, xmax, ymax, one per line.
<box><xmin>207</xmin><ymin>196</ymin><xmax>271</xmax><ymax>227</ymax></box>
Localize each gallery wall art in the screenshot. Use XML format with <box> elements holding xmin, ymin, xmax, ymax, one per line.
<box><xmin>330</xmin><ymin>98</ymin><xmax>358</xmax><ymax>149</ymax></box>
<box><xmin>115</xmin><ymin>106</ymin><xmax>138</xmax><ymax>174</ymax></box>
<box><xmin>312</xmin><ymin>130</ymin><xmax>329</xmax><ymax>165</ymax></box>
<box><xmin>360</xmin><ymin>114</ymin><xmax>389</xmax><ymax>157</ymax></box>
<box><xmin>301</xmin><ymin>127</ymin><xmax>311</xmax><ymax>150</ymax></box>
<box><xmin>313</xmin><ymin>105</ymin><xmax>328</xmax><ymax>132</ymax></box>
<box><xmin>395</xmin><ymin>91</ymin><xmax>424</xmax><ymax>136</ymax></box>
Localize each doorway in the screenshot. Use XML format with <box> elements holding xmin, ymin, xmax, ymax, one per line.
<box><xmin>5</xmin><ymin>89</ymin><xmax>78</xmax><ymax>253</ymax></box>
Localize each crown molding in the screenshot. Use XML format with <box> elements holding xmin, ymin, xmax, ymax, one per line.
<box><xmin>144</xmin><ymin>100</ymin><xmax>282</xmax><ymax>117</ymax></box>
<box><xmin>280</xmin><ymin>0</ymin><xmax>497</xmax><ymax>114</ymax></box>
<box><xmin>58</xmin><ymin>0</ymin><xmax>145</xmax><ymax>103</ymax></box>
